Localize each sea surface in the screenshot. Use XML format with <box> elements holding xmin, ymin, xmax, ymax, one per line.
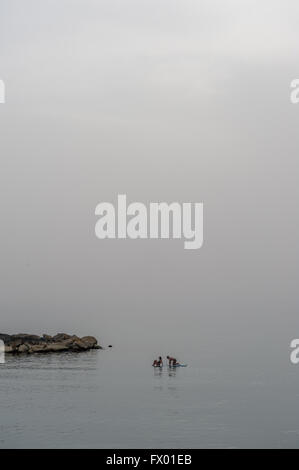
<box><xmin>1</xmin><ymin>345</ymin><xmax>299</xmax><ymax>448</ymax></box>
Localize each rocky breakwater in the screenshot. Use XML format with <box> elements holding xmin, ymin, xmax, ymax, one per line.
<box><xmin>0</xmin><ymin>333</ymin><xmax>101</xmax><ymax>354</ymax></box>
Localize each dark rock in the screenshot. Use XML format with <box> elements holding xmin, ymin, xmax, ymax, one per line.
<box><xmin>18</xmin><ymin>344</ymin><xmax>30</xmax><ymax>353</ymax></box>
<box><xmin>0</xmin><ymin>334</ymin><xmax>11</xmax><ymax>344</ymax></box>
<box><xmin>0</xmin><ymin>333</ymin><xmax>102</xmax><ymax>355</ymax></box>
<box><xmin>52</xmin><ymin>333</ymin><xmax>71</xmax><ymax>342</ymax></box>
<box><xmin>43</xmin><ymin>334</ymin><xmax>53</xmax><ymax>342</ymax></box>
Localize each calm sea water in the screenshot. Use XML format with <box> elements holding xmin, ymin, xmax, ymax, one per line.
<box><xmin>1</xmin><ymin>346</ymin><xmax>299</xmax><ymax>448</ymax></box>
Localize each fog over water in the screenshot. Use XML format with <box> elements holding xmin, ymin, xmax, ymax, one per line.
<box><xmin>0</xmin><ymin>0</ymin><xmax>299</xmax><ymax>448</ymax></box>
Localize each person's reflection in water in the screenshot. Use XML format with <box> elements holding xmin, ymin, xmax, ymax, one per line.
<box><xmin>153</xmin><ymin>366</ymin><xmax>163</xmax><ymax>390</ymax></box>
<box><xmin>168</xmin><ymin>367</ymin><xmax>177</xmax><ymax>378</ymax></box>
<box><xmin>167</xmin><ymin>368</ymin><xmax>178</xmax><ymax>398</ymax></box>
<box><xmin>154</xmin><ymin>367</ymin><xmax>163</xmax><ymax>377</ymax></box>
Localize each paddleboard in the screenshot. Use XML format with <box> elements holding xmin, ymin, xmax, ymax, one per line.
<box><xmin>169</xmin><ymin>364</ymin><xmax>187</xmax><ymax>367</ymax></box>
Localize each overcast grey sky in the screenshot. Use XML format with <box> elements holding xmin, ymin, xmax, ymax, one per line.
<box><xmin>0</xmin><ymin>1</ymin><xmax>298</xmax><ymax>361</ymax></box>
